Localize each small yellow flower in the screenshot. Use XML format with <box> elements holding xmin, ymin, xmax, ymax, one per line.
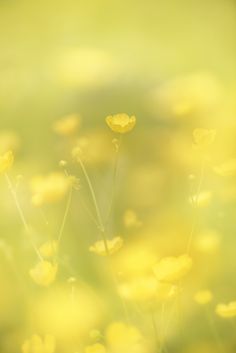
<box><xmin>85</xmin><ymin>343</ymin><xmax>107</xmax><ymax>353</ymax></box>
<box><xmin>0</xmin><ymin>150</ymin><xmax>14</xmax><ymax>174</ymax></box>
<box><xmin>52</xmin><ymin>114</ymin><xmax>81</xmax><ymax>136</ymax></box>
<box><xmin>105</xmin><ymin>321</ymin><xmax>144</xmax><ymax>353</ymax></box>
<box><xmin>194</xmin><ymin>290</ymin><xmax>213</xmax><ymax>305</ymax></box>
<box><xmin>89</xmin><ymin>237</ymin><xmax>123</xmax><ymax>256</ymax></box>
<box><xmin>153</xmin><ymin>254</ymin><xmax>192</xmax><ymax>283</ymax></box>
<box><xmin>30</xmin><ymin>260</ymin><xmax>58</xmax><ymax>286</ymax></box>
<box><xmin>193</xmin><ymin>128</ymin><xmax>216</xmax><ymax>148</ymax></box>
<box><xmin>39</xmin><ymin>241</ymin><xmax>58</xmax><ymax>258</ymax></box>
<box><xmin>106</xmin><ymin>114</ymin><xmax>136</xmax><ymax>133</ymax></box>
<box><xmin>22</xmin><ymin>334</ymin><xmax>55</xmax><ymax>353</ymax></box>
<box><xmin>216</xmin><ymin>301</ymin><xmax>236</xmax><ymax>318</ymax></box>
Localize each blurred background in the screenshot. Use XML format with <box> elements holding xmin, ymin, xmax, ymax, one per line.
<box><xmin>1</xmin><ymin>0</ymin><xmax>236</xmax><ymax>352</ymax></box>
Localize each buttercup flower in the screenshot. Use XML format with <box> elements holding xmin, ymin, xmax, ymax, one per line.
<box><xmin>52</xmin><ymin>114</ymin><xmax>81</xmax><ymax>136</ymax></box>
<box><xmin>22</xmin><ymin>334</ymin><xmax>55</xmax><ymax>353</ymax></box>
<box><xmin>39</xmin><ymin>241</ymin><xmax>58</xmax><ymax>258</ymax></box>
<box><xmin>30</xmin><ymin>260</ymin><xmax>58</xmax><ymax>286</ymax></box>
<box><xmin>216</xmin><ymin>301</ymin><xmax>236</xmax><ymax>318</ymax></box>
<box><xmin>106</xmin><ymin>114</ymin><xmax>136</xmax><ymax>134</ymax></box>
<box><xmin>153</xmin><ymin>254</ymin><xmax>192</xmax><ymax>283</ymax></box>
<box><xmin>0</xmin><ymin>150</ymin><xmax>14</xmax><ymax>174</ymax></box>
<box><xmin>85</xmin><ymin>343</ymin><xmax>107</xmax><ymax>353</ymax></box>
<box><xmin>194</xmin><ymin>290</ymin><xmax>213</xmax><ymax>305</ymax></box>
<box><xmin>89</xmin><ymin>237</ymin><xmax>123</xmax><ymax>256</ymax></box>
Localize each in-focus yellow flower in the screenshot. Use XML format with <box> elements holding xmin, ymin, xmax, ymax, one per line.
<box><xmin>194</xmin><ymin>290</ymin><xmax>213</xmax><ymax>305</ymax></box>
<box><xmin>216</xmin><ymin>301</ymin><xmax>236</xmax><ymax>318</ymax></box>
<box><xmin>0</xmin><ymin>150</ymin><xmax>14</xmax><ymax>174</ymax></box>
<box><xmin>30</xmin><ymin>173</ymin><xmax>70</xmax><ymax>206</ymax></box>
<box><xmin>39</xmin><ymin>241</ymin><xmax>58</xmax><ymax>259</ymax></box>
<box><xmin>193</xmin><ymin>128</ymin><xmax>216</xmax><ymax>149</ymax></box>
<box><xmin>85</xmin><ymin>343</ymin><xmax>107</xmax><ymax>353</ymax></box>
<box><xmin>52</xmin><ymin>114</ymin><xmax>81</xmax><ymax>136</ymax></box>
<box><xmin>89</xmin><ymin>237</ymin><xmax>123</xmax><ymax>256</ymax></box>
<box><xmin>106</xmin><ymin>114</ymin><xmax>136</xmax><ymax>134</ymax></box>
<box><xmin>153</xmin><ymin>254</ymin><xmax>192</xmax><ymax>283</ymax></box>
<box><xmin>213</xmin><ymin>158</ymin><xmax>236</xmax><ymax>177</ymax></box>
<box><xmin>190</xmin><ymin>190</ymin><xmax>212</xmax><ymax>208</ymax></box>
<box><xmin>30</xmin><ymin>260</ymin><xmax>58</xmax><ymax>287</ymax></box>
<box><xmin>22</xmin><ymin>334</ymin><xmax>55</xmax><ymax>353</ymax></box>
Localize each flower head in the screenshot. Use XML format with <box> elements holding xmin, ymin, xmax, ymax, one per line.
<box><xmin>89</xmin><ymin>237</ymin><xmax>123</xmax><ymax>256</ymax></box>
<box><xmin>216</xmin><ymin>301</ymin><xmax>236</xmax><ymax>318</ymax></box>
<box><xmin>30</xmin><ymin>260</ymin><xmax>58</xmax><ymax>286</ymax></box>
<box><xmin>22</xmin><ymin>334</ymin><xmax>55</xmax><ymax>353</ymax></box>
<box><xmin>153</xmin><ymin>254</ymin><xmax>192</xmax><ymax>283</ymax></box>
<box><xmin>106</xmin><ymin>114</ymin><xmax>136</xmax><ymax>134</ymax></box>
<box><xmin>193</xmin><ymin>128</ymin><xmax>216</xmax><ymax>149</ymax></box>
<box><xmin>0</xmin><ymin>150</ymin><xmax>14</xmax><ymax>174</ymax></box>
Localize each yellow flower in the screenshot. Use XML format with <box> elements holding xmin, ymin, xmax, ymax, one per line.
<box><xmin>153</xmin><ymin>254</ymin><xmax>192</xmax><ymax>283</ymax></box>
<box><xmin>216</xmin><ymin>301</ymin><xmax>236</xmax><ymax>318</ymax></box>
<box><xmin>106</xmin><ymin>114</ymin><xmax>136</xmax><ymax>134</ymax></box>
<box><xmin>30</xmin><ymin>260</ymin><xmax>58</xmax><ymax>286</ymax></box>
<box><xmin>22</xmin><ymin>334</ymin><xmax>55</xmax><ymax>353</ymax></box>
<box><xmin>105</xmin><ymin>322</ymin><xmax>144</xmax><ymax>353</ymax></box>
<box><xmin>193</xmin><ymin>128</ymin><xmax>216</xmax><ymax>148</ymax></box>
<box><xmin>89</xmin><ymin>237</ymin><xmax>123</xmax><ymax>256</ymax></box>
<box><xmin>190</xmin><ymin>190</ymin><xmax>212</xmax><ymax>208</ymax></box>
<box><xmin>0</xmin><ymin>150</ymin><xmax>14</xmax><ymax>174</ymax></box>
<box><xmin>30</xmin><ymin>173</ymin><xmax>70</xmax><ymax>206</ymax></box>
<box><xmin>85</xmin><ymin>343</ymin><xmax>107</xmax><ymax>353</ymax></box>
<box><xmin>213</xmin><ymin>158</ymin><xmax>236</xmax><ymax>177</ymax></box>
<box><xmin>39</xmin><ymin>241</ymin><xmax>58</xmax><ymax>258</ymax></box>
<box><xmin>194</xmin><ymin>290</ymin><xmax>213</xmax><ymax>305</ymax></box>
<box><xmin>52</xmin><ymin>114</ymin><xmax>81</xmax><ymax>136</ymax></box>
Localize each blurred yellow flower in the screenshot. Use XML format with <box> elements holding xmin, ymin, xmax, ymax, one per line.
<box><xmin>30</xmin><ymin>261</ymin><xmax>58</xmax><ymax>287</ymax></box>
<box><xmin>105</xmin><ymin>321</ymin><xmax>145</xmax><ymax>353</ymax></box>
<box><xmin>89</xmin><ymin>237</ymin><xmax>123</xmax><ymax>256</ymax></box>
<box><xmin>52</xmin><ymin>114</ymin><xmax>81</xmax><ymax>136</ymax></box>
<box><xmin>0</xmin><ymin>150</ymin><xmax>14</xmax><ymax>174</ymax></box>
<box><xmin>106</xmin><ymin>114</ymin><xmax>136</xmax><ymax>134</ymax></box>
<box><xmin>31</xmin><ymin>173</ymin><xmax>70</xmax><ymax>206</ymax></box>
<box><xmin>85</xmin><ymin>343</ymin><xmax>107</xmax><ymax>353</ymax></box>
<box><xmin>22</xmin><ymin>334</ymin><xmax>55</xmax><ymax>353</ymax></box>
<box><xmin>216</xmin><ymin>301</ymin><xmax>236</xmax><ymax>318</ymax></box>
<box><xmin>193</xmin><ymin>128</ymin><xmax>216</xmax><ymax>149</ymax></box>
<box><xmin>153</xmin><ymin>254</ymin><xmax>192</xmax><ymax>283</ymax></box>
<box><xmin>39</xmin><ymin>241</ymin><xmax>58</xmax><ymax>259</ymax></box>
<box><xmin>194</xmin><ymin>290</ymin><xmax>213</xmax><ymax>305</ymax></box>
